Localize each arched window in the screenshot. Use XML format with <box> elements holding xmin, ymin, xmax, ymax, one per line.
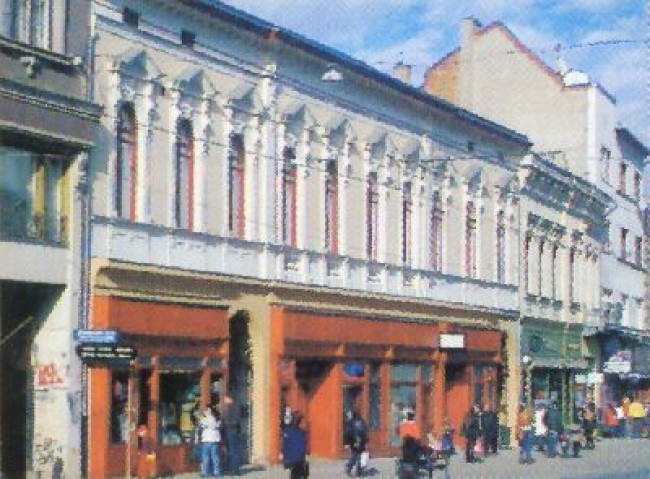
<box><xmin>228</xmin><ymin>134</ymin><xmax>245</xmax><ymax>237</ymax></box>
<box><xmin>465</xmin><ymin>201</ymin><xmax>477</xmax><ymax>278</ymax></box>
<box><xmin>115</xmin><ymin>102</ymin><xmax>137</xmax><ymax>220</ymax></box>
<box><xmin>430</xmin><ymin>191</ymin><xmax>443</xmax><ymax>272</ymax></box>
<box><xmin>366</xmin><ymin>172</ymin><xmax>379</xmax><ymax>261</ymax></box>
<box><xmin>281</xmin><ymin>147</ymin><xmax>297</xmax><ymax>247</ymax></box>
<box><xmin>174</xmin><ymin>118</ymin><xmax>194</xmax><ymax>230</ymax></box>
<box><xmin>496</xmin><ymin>211</ymin><xmax>506</xmax><ymax>282</ymax></box>
<box><xmin>325</xmin><ymin>160</ymin><xmax>338</xmax><ymax>255</ymax></box>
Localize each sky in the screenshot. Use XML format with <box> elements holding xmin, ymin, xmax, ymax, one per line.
<box><xmin>220</xmin><ymin>0</ymin><xmax>648</xmax><ymax>148</ymax></box>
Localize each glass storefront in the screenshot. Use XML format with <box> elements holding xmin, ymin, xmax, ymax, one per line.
<box><xmin>389</xmin><ymin>363</ymin><xmax>418</xmax><ymax>446</ymax></box>
<box><xmin>159</xmin><ymin>372</ymin><xmax>201</xmax><ymax>445</ymax></box>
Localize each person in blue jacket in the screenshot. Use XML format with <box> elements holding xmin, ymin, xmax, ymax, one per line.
<box><xmin>282</xmin><ymin>411</ymin><xmax>308</xmax><ymax>479</ymax></box>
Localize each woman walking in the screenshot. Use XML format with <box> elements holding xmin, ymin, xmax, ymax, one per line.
<box><xmin>282</xmin><ymin>411</ymin><xmax>308</xmax><ymax>479</ymax></box>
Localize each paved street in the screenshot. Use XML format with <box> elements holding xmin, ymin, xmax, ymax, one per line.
<box><xmin>174</xmin><ymin>438</ymin><xmax>650</xmax><ymax>479</ymax></box>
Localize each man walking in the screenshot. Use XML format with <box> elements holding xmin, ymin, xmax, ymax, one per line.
<box><xmin>482</xmin><ymin>404</ymin><xmax>499</xmax><ymax>455</ymax></box>
<box><xmin>343</xmin><ymin>410</ymin><xmax>368</xmax><ymax>477</ymax></box>
<box><xmin>628</xmin><ymin>396</ymin><xmax>646</xmax><ymax>439</ymax></box>
<box><xmin>543</xmin><ymin>402</ymin><xmax>563</xmax><ymax>458</ymax></box>
<box><xmin>462</xmin><ymin>404</ymin><xmax>482</xmax><ymax>463</ymax></box>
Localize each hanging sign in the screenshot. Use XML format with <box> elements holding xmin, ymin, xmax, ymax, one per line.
<box><xmin>603</xmin><ymin>350</ymin><xmax>632</xmax><ymax>374</ymax></box>
<box><xmin>76</xmin><ymin>343</ymin><xmax>137</xmax><ymax>367</ymax></box>
<box><xmin>73</xmin><ymin>329</ymin><xmax>120</xmax><ymax>344</ymax></box>
<box><xmin>439</xmin><ymin>333</ymin><xmax>466</xmax><ymax>349</ymax></box>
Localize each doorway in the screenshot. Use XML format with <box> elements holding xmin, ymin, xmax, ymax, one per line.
<box><xmin>228</xmin><ymin>312</ymin><xmax>252</xmax><ymax>464</ymax></box>
<box><xmin>445</xmin><ymin>364</ymin><xmax>470</xmax><ymax>445</ymax></box>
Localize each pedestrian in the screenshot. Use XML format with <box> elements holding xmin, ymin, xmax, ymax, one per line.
<box><xmin>398</xmin><ymin>410</ymin><xmax>422</xmax><ymax>442</ymax></box>
<box><xmin>462</xmin><ymin>404</ymin><xmax>481</xmax><ymax>463</ymax></box>
<box><xmin>281</xmin><ymin>411</ymin><xmax>308</xmax><ymax>479</ymax></box>
<box><xmin>482</xmin><ymin>403</ymin><xmax>498</xmax><ymax>455</ymax></box>
<box><xmin>516</xmin><ymin>404</ymin><xmax>534</xmax><ymax>464</ymax></box>
<box><xmin>645</xmin><ymin>401</ymin><xmax>650</xmax><ymax>439</ymax></box>
<box><xmin>136</xmin><ymin>424</ymin><xmax>157</xmax><ymax>479</ymax></box>
<box><xmin>582</xmin><ymin>402</ymin><xmax>597</xmax><ymax>449</ymax></box>
<box><xmin>543</xmin><ymin>401</ymin><xmax>563</xmax><ymax>458</ymax></box>
<box><xmin>628</xmin><ymin>396</ymin><xmax>646</xmax><ymax>439</ymax></box>
<box><xmin>615</xmin><ymin>401</ymin><xmax>625</xmax><ymax>438</ymax></box>
<box><xmin>533</xmin><ymin>403</ymin><xmax>547</xmax><ymax>452</ymax></box>
<box><xmin>221</xmin><ymin>394</ymin><xmax>241</xmax><ymax>475</ymax></box>
<box><xmin>603</xmin><ymin>403</ymin><xmax>618</xmax><ymax>438</ymax></box>
<box><xmin>621</xmin><ymin>395</ymin><xmax>631</xmax><ymax>438</ymax></box>
<box><xmin>199</xmin><ymin>406</ymin><xmax>221</xmax><ymax>477</ymax></box>
<box><xmin>343</xmin><ymin>410</ymin><xmax>369</xmax><ymax>477</ymax></box>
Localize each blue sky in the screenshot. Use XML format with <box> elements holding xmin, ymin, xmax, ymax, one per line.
<box><xmin>221</xmin><ymin>0</ymin><xmax>648</xmax><ymax>147</ymax></box>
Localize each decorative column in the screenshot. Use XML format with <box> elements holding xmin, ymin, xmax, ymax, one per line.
<box><xmin>244</xmin><ymin>115</ymin><xmax>260</xmax><ymax>241</ymax></box>
<box><xmin>219</xmin><ymin>103</ymin><xmax>234</xmax><ymax>236</ymax></box>
<box><xmin>295</xmin><ymin>128</ymin><xmax>310</xmax><ymax>250</ymax></box>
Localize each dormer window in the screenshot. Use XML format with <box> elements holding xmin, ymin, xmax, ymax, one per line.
<box><xmin>181</xmin><ymin>29</ymin><xmax>195</xmax><ymax>48</ymax></box>
<box><xmin>123</xmin><ymin>7</ymin><xmax>139</xmax><ymax>28</ymax></box>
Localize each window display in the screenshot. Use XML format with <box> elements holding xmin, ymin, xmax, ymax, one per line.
<box><xmin>159</xmin><ymin>372</ymin><xmax>201</xmax><ymax>445</ymax></box>
<box><xmin>110</xmin><ymin>371</ymin><xmax>129</xmax><ymax>443</ymax></box>
<box><xmin>389</xmin><ymin>363</ymin><xmax>417</xmax><ymax>446</ymax></box>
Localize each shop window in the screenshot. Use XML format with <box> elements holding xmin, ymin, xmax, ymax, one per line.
<box><xmin>342</xmin><ymin>384</ymin><xmax>363</xmax><ymax>441</ymax></box>
<box><xmin>110</xmin><ymin>371</ymin><xmax>129</xmax><ymax>443</ymax></box>
<box><xmin>325</xmin><ymin>160</ymin><xmax>339</xmax><ymax>255</ymax></box>
<box><xmin>137</xmin><ymin>369</ymin><xmax>152</xmax><ymax>428</ymax></box>
<box><xmin>174</xmin><ymin>118</ymin><xmax>194</xmax><ymax>231</ymax></box>
<box><xmin>228</xmin><ymin>134</ymin><xmax>246</xmax><ymax>237</ymax></box>
<box><xmin>421</xmin><ymin>364</ymin><xmax>433</xmax><ymax>434</ymax></box>
<box><xmin>401</xmin><ymin>181</ymin><xmax>412</xmax><ymax>266</ymax></box>
<box><xmin>369</xmin><ymin>363</ymin><xmax>381</xmax><ymax>430</ymax></box>
<box><xmin>158</xmin><ymin>372</ymin><xmax>201</xmax><ymax>445</ymax></box>
<box><xmin>389</xmin><ymin>363</ymin><xmax>417</xmax><ymax>446</ymax></box>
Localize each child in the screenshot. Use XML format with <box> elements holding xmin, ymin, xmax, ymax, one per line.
<box><xmin>136</xmin><ymin>424</ymin><xmax>156</xmax><ymax>479</ymax></box>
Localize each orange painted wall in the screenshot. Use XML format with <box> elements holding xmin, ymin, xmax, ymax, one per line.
<box><xmin>306</xmin><ymin>363</ymin><xmax>342</xmax><ymax>458</ymax></box>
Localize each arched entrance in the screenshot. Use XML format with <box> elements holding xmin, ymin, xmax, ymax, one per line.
<box><xmin>228</xmin><ymin>311</ymin><xmax>253</xmax><ymax>464</ymax></box>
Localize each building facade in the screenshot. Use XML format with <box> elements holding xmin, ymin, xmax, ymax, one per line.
<box><xmin>424</xmin><ymin>17</ymin><xmax>648</xmax><ymax>410</ymax></box>
<box><xmin>0</xmin><ymin>1</ymin><xmax>101</xmax><ymax>478</ymax></box>
<box><xmin>87</xmin><ymin>1</ymin><xmax>529</xmax><ymax>477</ymax></box>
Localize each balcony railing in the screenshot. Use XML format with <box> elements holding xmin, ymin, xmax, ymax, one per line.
<box><xmin>0</xmin><ymin>201</ymin><xmax>68</xmax><ymax>245</ymax></box>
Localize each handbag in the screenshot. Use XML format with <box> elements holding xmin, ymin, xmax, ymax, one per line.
<box><xmin>360</xmin><ymin>450</ymin><xmax>370</xmax><ymax>468</ymax></box>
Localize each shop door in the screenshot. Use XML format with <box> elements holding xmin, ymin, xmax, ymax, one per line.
<box><xmin>445</xmin><ymin>364</ymin><xmax>470</xmax><ymax>446</ymax></box>
<box><xmin>228</xmin><ymin>313</ymin><xmax>252</xmax><ymax>464</ymax></box>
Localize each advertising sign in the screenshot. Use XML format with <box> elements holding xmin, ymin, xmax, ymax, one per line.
<box><xmin>76</xmin><ymin>343</ymin><xmax>137</xmax><ymax>367</ymax></box>
<box><xmin>603</xmin><ymin>350</ymin><xmax>632</xmax><ymax>374</ymax></box>
<box><xmin>439</xmin><ymin>333</ymin><xmax>465</xmax><ymax>349</ymax></box>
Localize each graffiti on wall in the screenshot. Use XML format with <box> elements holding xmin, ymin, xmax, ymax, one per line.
<box><xmin>35</xmin><ymin>362</ymin><xmax>64</xmax><ymax>387</ymax></box>
<box><xmin>34</xmin><ymin>435</ymin><xmax>64</xmax><ymax>478</ymax></box>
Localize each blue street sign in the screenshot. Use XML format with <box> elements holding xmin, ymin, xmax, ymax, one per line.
<box><xmin>73</xmin><ymin>329</ymin><xmax>120</xmax><ymax>344</ymax></box>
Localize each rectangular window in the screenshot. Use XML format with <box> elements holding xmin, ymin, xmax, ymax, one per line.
<box><xmin>551</xmin><ymin>245</ymin><xmax>558</xmax><ymax>299</ymax></box>
<box><xmin>368</xmin><ymin>363</ymin><xmax>381</xmax><ymax>430</ymax></box>
<box><xmin>430</xmin><ymin>192</ymin><xmax>443</xmax><ymax>272</ymax></box>
<box><xmin>229</xmin><ymin>135</ymin><xmax>245</xmax><ymax>237</ymax></box>
<box><xmin>635</xmin><ymin>236</ymin><xmax>642</xmax><ymax>266</ymax></box>
<box><xmin>110</xmin><ymin>371</ymin><xmax>129</xmax><ymax>443</ymax></box>
<box><xmin>181</xmin><ymin>29</ymin><xmax>195</xmax><ymax>48</ymax></box>
<box><xmin>282</xmin><ymin>164</ymin><xmax>297</xmax><ymax>247</ymax></box>
<box><xmin>620</xmin><ymin>228</ymin><xmax>628</xmax><ymax>261</ymax></box>
<box><xmin>366</xmin><ymin>173</ymin><xmax>378</xmax><ymax>261</ymax></box>
<box><xmin>634</xmin><ymin>172</ymin><xmax>641</xmax><ymax>203</ymax></box>
<box><xmin>158</xmin><ymin>371</ymin><xmax>201</xmax><ymax>445</ymax></box>
<box><xmin>495</xmin><ymin>211</ymin><xmax>506</xmax><ymax>283</ymax></box>
<box><xmin>569</xmin><ymin>248</ymin><xmax>575</xmax><ymax>303</ymax></box>
<box><xmin>523</xmin><ymin>235</ymin><xmax>530</xmax><ymax>294</ymax></box>
<box><xmin>2</xmin><ymin>0</ymin><xmax>51</xmax><ymax>48</ymax></box>
<box><xmin>538</xmin><ymin>240</ymin><xmax>544</xmax><ymax>296</ymax></box>
<box><xmin>465</xmin><ymin>202</ymin><xmax>477</xmax><ymax>278</ymax></box>
<box><xmin>619</xmin><ymin>162</ymin><xmax>627</xmax><ymax>195</ymax></box>
<box><xmin>325</xmin><ymin>161</ymin><xmax>338</xmax><ymax>255</ymax></box>
<box><xmin>123</xmin><ymin>7</ymin><xmax>139</xmax><ymax>28</ymax></box>
<box><xmin>601</xmin><ymin>147</ymin><xmax>610</xmax><ymax>184</ymax></box>
<box><xmin>401</xmin><ymin>182</ymin><xmax>412</xmax><ymax>265</ymax></box>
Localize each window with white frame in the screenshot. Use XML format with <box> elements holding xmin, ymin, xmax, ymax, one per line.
<box><xmin>620</xmin><ymin>228</ymin><xmax>628</xmax><ymax>261</ymax></box>
<box><xmin>115</xmin><ymin>102</ymin><xmax>137</xmax><ymax>221</ymax></box>
<box><xmin>523</xmin><ymin>234</ymin><xmax>530</xmax><ymax>293</ymax></box>
<box><xmin>569</xmin><ymin>248</ymin><xmax>576</xmax><ymax>303</ymax></box>
<box><xmin>600</xmin><ymin>147</ymin><xmax>610</xmax><ymax>184</ymax></box>
<box><xmin>228</xmin><ymin>134</ymin><xmax>245</xmax><ymax>238</ymax></box>
<box><xmin>537</xmin><ymin>239</ymin><xmax>544</xmax><ymax>296</ymax></box>
<box><xmin>465</xmin><ymin>201</ymin><xmax>477</xmax><ymax>278</ymax></box>
<box><xmin>551</xmin><ymin>244</ymin><xmax>558</xmax><ymax>300</ymax></box>
<box><xmin>619</xmin><ymin>162</ymin><xmax>627</xmax><ymax>196</ymax></box>
<box><xmin>495</xmin><ymin>210</ymin><xmax>506</xmax><ymax>283</ymax></box>
<box><xmin>634</xmin><ymin>172</ymin><xmax>641</xmax><ymax>203</ymax></box>
<box><xmin>0</xmin><ymin>0</ymin><xmax>52</xmax><ymax>49</ymax></box>
<box><xmin>366</xmin><ymin>172</ymin><xmax>378</xmax><ymax>261</ymax></box>
<box><xmin>635</xmin><ymin>236</ymin><xmax>642</xmax><ymax>266</ymax></box>
<box><xmin>174</xmin><ymin>118</ymin><xmax>194</xmax><ymax>231</ymax></box>
<box><xmin>325</xmin><ymin>160</ymin><xmax>338</xmax><ymax>255</ymax></box>
<box><xmin>401</xmin><ymin>181</ymin><xmax>412</xmax><ymax>266</ymax></box>
<box><xmin>430</xmin><ymin>191</ymin><xmax>443</xmax><ymax>272</ymax></box>
<box><xmin>281</xmin><ymin>147</ymin><xmax>297</xmax><ymax>247</ymax></box>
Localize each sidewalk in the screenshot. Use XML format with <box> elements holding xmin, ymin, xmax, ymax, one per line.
<box><xmin>174</xmin><ymin>438</ymin><xmax>650</xmax><ymax>479</ymax></box>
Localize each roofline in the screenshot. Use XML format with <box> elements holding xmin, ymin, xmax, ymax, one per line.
<box><xmin>180</xmin><ymin>0</ymin><xmax>530</xmax><ymax>147</ymax></box>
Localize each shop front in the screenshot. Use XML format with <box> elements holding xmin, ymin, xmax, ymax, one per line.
<box><xmin>88</xmin><ymin>296</ymin><xmax>230</xmax><ymax>478</ymax></box>
<box><xmin>521</xmin><ymin>319</ymin><xmax>587</xmax><ymax>423</ymax></box>
<box><xmin>600</xmin><ymin>335</ymin><xmax>650</xmax><ymax>405</ymax></box>
<box><xmin>269</xmin><ymin>306</ymin><xmax>504</xmax><ymax>459</ymax></box>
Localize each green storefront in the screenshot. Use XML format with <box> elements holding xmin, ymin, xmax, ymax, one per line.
<box><xmin>521</xmin><ymin>318</ymin><xmax>588</xmax><ymax>423</ymax></box>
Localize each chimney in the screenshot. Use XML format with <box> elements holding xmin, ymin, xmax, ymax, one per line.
<box><xmin>460</xmin><ymin>17</ymin><xmax>481</xmax><ymax>49</ymax></box>
<box><xmin>392</xmin><ymin>61</ymin><xmax>412</xmax><ymax>84</ymax></box>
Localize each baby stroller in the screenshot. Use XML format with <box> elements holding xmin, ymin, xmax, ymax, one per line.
<box><xmin>559</xmin><ymin>424</ymin><xmax>584</xmax><ymax>458</ymax></box>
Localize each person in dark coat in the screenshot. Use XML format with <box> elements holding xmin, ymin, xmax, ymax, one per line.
<box><xmin>462</xmin><ymin>404</ymin><xmax>482</xmax><ymax>463</ymax></box>
<box><xmin>481</xmin><ymin>404</ymin><xmax>498</xmax><ymax>455</ymax></box>
<box><xmin>343</xmin><ymin>410</ymin><xmax>369</xmax><ymax>477</ymax></box>
<box><xmin>543</xmin><ymin>402</ymin><xmax>563</xmax><ymax>458</ymax></box>
<box><xmin>281</xmin><ymin>412</ymin><xmax>308</xmax><ymax>479</ymax></box>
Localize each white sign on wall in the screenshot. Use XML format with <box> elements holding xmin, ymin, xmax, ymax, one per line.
<box><xmin>439</xmin><ymin>333</ymin><xmax>466</xmax><ymax>349</ymax></box>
